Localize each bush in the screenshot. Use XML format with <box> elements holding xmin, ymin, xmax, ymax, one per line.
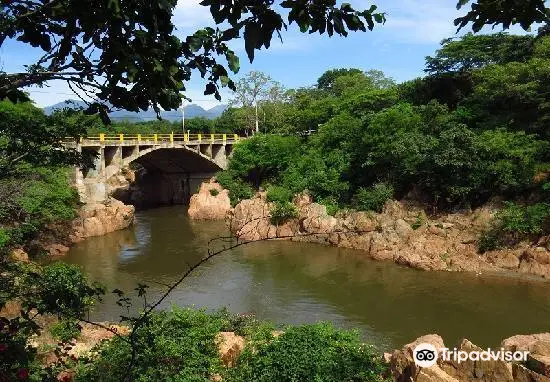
<box><xmin>228</xmin><ymin>322</ymin><xmax>388</xmax><ymax>382</ymax></box>
<box><xmin>266</xmin><ymin>186</ymin><xmax>293</xmax><ymax>204</ymax></box>
<box><xmin>270</xmin><ymin>202</ymin><xmax>298</xmax><ymax>226</ymax></box>
<box><xmin>478</xmin><ymin>202</ymin><xmax>550</xmax><ymax>252</ymax></box>
<box><xmin>17</xmin><ymin>167</ymin><xmax>79</xmax><ymax>223</ymax></box>
<box><xmin>353</xmin><ymin>183</ymin><xmax>394</xmax><ymax>212</ymax></box>
<box><xmin>318</xmin><ymin>196</ymin><xmax>340</xmax><ymax>216</ymax></box>
<box><xmin>50</xmin><ymin>319</ymin><xmax>81</xmax><ymax>342</ymax></box>
<box><xmin>217</xmin><ymin>171</ymin><xmax>254</xmax><ymax>206</ymax></box>
<box><xmin>209</xmin><ymin>188</ymin><xmax>219</xmax><ymax>196</ymax></box>
<box><xmin>75</xmin><ymin>307</ymin><xmax>226</xmax><ymax>382</ymax></box>
<box><xmin>31</xmin><ymin>262</ymin><xmax>105</xmax><ymax>316</ymax></box>
<box><xmin>0</xmin><ymin>228</ymin><xmax>10</xmax><ymax>250</ymax></box>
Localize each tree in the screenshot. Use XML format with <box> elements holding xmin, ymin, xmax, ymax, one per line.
<box><xmin>0</xmin><ymin>100</ymin><xmax>94</xmax><ymax>177</ymax></box>
<box><xmin>229</xmin><ymin>71</ymin><xmax>279</xmax><ymax>135</ymax></box>
<box><xmin>3</xmin><ymin>0</ymin><xmax>547</xmax><ymax>120</ymax></box>
<box><xmin>316</xmin><ymin>68</ymin><xmax>363</xmax><ymax>91</ymax></box>
<box><xmin>425</xmin><ymin>33</ymin><xmax>535</xmax><ymax>74</ymax></box>
<box><xmin>0</xmin><ymin>0</ymin><xmax>386</xmax><ymax>119</ymax></box>
<box><xmin>459</xmin><ymin>43</ymin><xmax>550</xmax><ymax>139</ymax></box>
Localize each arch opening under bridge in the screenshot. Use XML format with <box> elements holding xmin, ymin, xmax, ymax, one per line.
<box><xmin>73</xmin><ymin>134</ymin><xmax>241</xmax><ymax>206</ymax></box>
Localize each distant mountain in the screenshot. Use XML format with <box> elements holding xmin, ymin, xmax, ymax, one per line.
<box><xmin>43</xmin><ymin>100</ymin><xmax>88</xmax><ymax>115</ymax></box>
<box><xmin>206</xmin><ymin>104</ymin><xmax>228</xmax><ymax>118</ymax></box>
<box><xmin>43</xmin><ymin>100</ymin><xmax>227</xmax><ymax>121</ymax></box>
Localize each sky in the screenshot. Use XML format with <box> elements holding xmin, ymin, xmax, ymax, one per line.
<box><xmin>0</xmin><ymin>0</ymin><xmax>535</xmax><ymax>110</ymax></box>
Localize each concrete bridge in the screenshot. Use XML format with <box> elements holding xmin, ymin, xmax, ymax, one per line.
<box><xmin>68</xmin><ymin>133</ymin><xmax>242</xmax><ymax>205</ymax></box>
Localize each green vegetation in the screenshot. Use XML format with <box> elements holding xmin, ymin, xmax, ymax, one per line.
<box><xmin>74</xmin><ymin>308</ymin><xmax>388</xmax><ymax>382</ymax></box>
<box><xmin>228</xmin><ymin>322</ymin><xmax>387</xmax><ymax>382</ymax></box>
<box><xmin>353</xmin><ymin>183</ymin><xmax>394</xmax><ymax>213</ymax></box>
<box><xmin>216</xmin><ymin>171</ymin><xmax>255</xmax><ymax>207</ymax></box>
<box><xmin>2</xmin><ymin>3</ymin><xmax>548</xmax><ymax>380</ymax></box>
<box><xmin>75</xmin><ymin>308</ymin><xmax>226</xmax><ymax>382</ymax></box>
<box><xmin>269</xmin><ymin>202</ymin><xmax>299</xmax><ymax>226</ymax></box>
<box><xmin>209</xmin><ymin>188</ymin><xmax>220</xmax><ymax>197</ymax></box>
<box><xmin>479</xmin><ymin>202</ymin><xmax>550</xmax><ymax>252</ymax></box>
<box><xmin>216</xmin><ymin>31</ymin><xmax>549</xmax><ymax>254</ymax></box>
<box><xmin>50</xmin><ymin>320</ymin><xmax>82</xmax><ymax>342</ymax></box>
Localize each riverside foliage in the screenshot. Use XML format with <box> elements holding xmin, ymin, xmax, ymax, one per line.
<box><xmin>217</xmin><ymin>31</ymin><xmax>550</xmax><ymax>247</ymax></box>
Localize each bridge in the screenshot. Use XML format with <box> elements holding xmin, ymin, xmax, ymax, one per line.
<box><xmin>69</xmin><ymin>133</ymin><xmax>243</xmax><ymax>205</ymax></box>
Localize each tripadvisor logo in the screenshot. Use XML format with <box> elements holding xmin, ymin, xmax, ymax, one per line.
<box><xmin>413</xmin><ymin>343</ymin><xmax>438</xmax><ymax>368</ymax></box>
<box><xmin>413</xmin><ymin>343</ymin><xmax>529</xmax><ymax>368</ymax></box>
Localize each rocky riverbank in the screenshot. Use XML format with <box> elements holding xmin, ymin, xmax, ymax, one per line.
<box><xmin>188</xmin><ymin>180</ymin><xmax>550</xmax><ymax>280</ymax></box>
<box><xmin>11</xmin><ymin>198</ymin><xmax>135</xmax><ymax>260</ymax></box>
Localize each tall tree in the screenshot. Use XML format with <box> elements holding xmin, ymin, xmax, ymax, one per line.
<box><xmin>229</xmin><ymin>71</ymin><xmax>275</xmax><ymax>135</ymax></box>
<box><xmin>425</xmin><ymin>33</ymin><xmax>535</xmax><ymax>74</ymax></box>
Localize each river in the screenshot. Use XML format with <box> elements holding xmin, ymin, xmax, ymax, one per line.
<box><xmin>62</xmin><ymin>205</ymin><xmax>550</xmax><ymax>351</ymax></box>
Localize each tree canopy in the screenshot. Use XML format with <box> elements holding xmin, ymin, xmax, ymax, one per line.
<box><xmin>0</xmin><ymin>0</ymin><xmax>386</xmax><ymax>119</ymax></box>
<box><xmin>1</xmin><ymin>0</ymin><xmax>549</xmax><ymax>121</ymax></box>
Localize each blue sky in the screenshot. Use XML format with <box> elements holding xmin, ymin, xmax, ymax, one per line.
<box><xmin>0</xmin><ymin>0</ymin><xmax>534</xmax><ymax>109</ymax></box>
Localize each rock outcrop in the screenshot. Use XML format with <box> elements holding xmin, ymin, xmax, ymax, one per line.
<box><xmin>216</xmin><ymin>331</ymin><xmax>246</xmax><ymax>367</ymax></box>
<box><xmin>228</xmin><ymin>192</ymin><xmax>550</xmax><ymax>279</ymax></box>
<box><xmin>188</xmin><ymin>178</ymin><xmax>232</xmax><ymax>220</ymax></box>
<box><xmin>390</xmin><ymin>333</ymin><xmax>550</xmax><ymax>381</ymax></box>
<box><xmin>71</xmin><ymin>198</ymin><xmax>135</xmax><ymax>242</ymax></box>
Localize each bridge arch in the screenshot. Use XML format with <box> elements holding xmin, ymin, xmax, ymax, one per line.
<box><xmin>74</xmin><ymin>135</ymin><xmax>239</xmax><ymax>205</ymax></box>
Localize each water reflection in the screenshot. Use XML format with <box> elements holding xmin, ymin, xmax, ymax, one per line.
<box><xmin>63</xmin><ymin>206</ymin><xmax>550</xmax><ymax>351</ymax></box>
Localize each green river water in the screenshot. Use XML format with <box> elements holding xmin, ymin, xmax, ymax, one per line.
<box><xmin>62</xmin><ymin>205</ymin><xmax>550</xmax><ymax>351</ymax></box>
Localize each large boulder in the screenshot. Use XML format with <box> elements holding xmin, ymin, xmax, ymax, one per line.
<box><xmin>229</xmin><ymin>195</ymin><xmax>277</xmax><ymax>241</ymax></box>
<box><xmin>71</xmin><ymin>198</ymin><xmax>135</xmax><ymax>241</ymax></box>
<box><xmin>188</xmin><ymin>179</ymin><xmax>231</xmax><ymax>220</ymax></box>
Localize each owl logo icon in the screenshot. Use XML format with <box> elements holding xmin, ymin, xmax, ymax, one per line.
<box><xmin>413</xmin><ymin>343</ymin><xmax>438</xmax><ymax>367</ymax></box>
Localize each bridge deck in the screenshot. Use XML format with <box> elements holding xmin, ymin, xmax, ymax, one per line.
<box><xmin>72</xmin><ymin>133</ymin><xmax>242</xmax><ymax>146</ymax></box>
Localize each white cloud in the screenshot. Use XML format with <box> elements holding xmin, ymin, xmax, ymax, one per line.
<box><xmin>172</xmin><ymin>0</ymin><xmax>215</xmax><ymax>32</ymax></box>
<box><xmin>365</xmin><ymin>0</ymin><xmax>536</xmax><ymax>44</ymax></box>
<box><xmin>372</xmin><ymin>0</ymin><xmax>460</xmax><ymax>44</ymax></box>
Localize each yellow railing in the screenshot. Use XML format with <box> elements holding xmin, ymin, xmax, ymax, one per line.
<box><xmin>79</xmin><ymin>133</ymin><xmax>241</xmax><ymax>143</ymax></box>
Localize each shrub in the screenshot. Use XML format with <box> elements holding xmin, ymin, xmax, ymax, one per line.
<box><xmin>266</xmin><ymin>186</ymin><xmax>293</xmax><ymax>204</ymax></box>
<box><xmin>229</xmin><ymin>322</ymin><xmax>388</xmax><ymax>382</ymax></box>
<box><xmin>50</xmin><ymin>319</ymin><xmax>81</xmax><ymax>342</ymax></box>
<box><xmin>75</xmin><ymin>308</ymin><xmax>225</xmax><ymax>382</ymax></box>
<box><xmin>216</xmin><ymin>171</ymin><xmax>254</xmax><ymax>207</ymax></box>
<box><xmin>318</xmin><ymin>196</ymin><xmax>340</xmax><ymax>216</ymax></box>
<box><xmin>353</xmin><ymin>183</ymin><xmax>394</xmax><ymax>212</ymax></box>
<box><xmin>32</xmin><ymin>262</ymin><xmax>105</xmax><ymax>316</ymax></box>
<box><xmin>0</xmin><ymin>228</ymin><xmax>10</xmax><ymax>250</ymax></box>
<box><xmin>209</xmin><ymin>188</ymin><xmax>219</xmax><ymax>197</ymax></box>
<box><xmin>478</xmin><ymin>202</ymin><xmax>550</xmax><ymax>252</ymax></box>
<box><xmin>270</xmin><ymin>202</ymin><xmax>298</xmax><ymax>226</ymax></box>
<box><xmin>18</xmin><ymin>167</ymin><xmax>79</xmax><ymax>223</ymax></box>
<box><xmin>281</xmin><ymin>149</ymin><xmax>350</xmax><ymax>200</ymax></box>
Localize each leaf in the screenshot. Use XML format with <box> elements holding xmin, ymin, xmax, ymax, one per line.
<box><xmin>244</xmin><ymin>23</ymin><xmax>260</xmax><ymax>62</ymax></box>
<box><xmin>204</xmin><ymin>83</ymin><xmax>217</xmax><ymax>95</ymax></box>
<box><xmin>226</xmin><ymin>51</ymin><xmax>240</xmax><ymax>73</ymax></box>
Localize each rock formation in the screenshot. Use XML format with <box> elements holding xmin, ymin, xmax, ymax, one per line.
<box><xmin>188</xmin><ymin>178</ymin><xmax>232</xmax><ymax>220</ymax></box>
<box><xmin>71</xmin><ymin>198</ymin><xmax>135</xmax><ymax>242</ymax></box>
<box><xmin>228</xmin><ymin>191</ymin><xmax>550</xmax><ymax>279</ymax></box>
